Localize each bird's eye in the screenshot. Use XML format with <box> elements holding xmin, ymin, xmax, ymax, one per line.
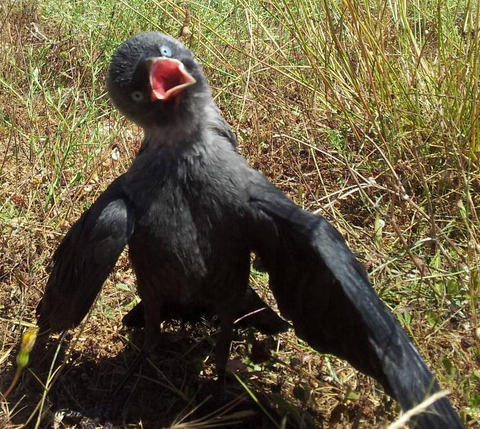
<box><xmin>160</xmin><ymin>45</ymin><xmax>172</xmax><ymax>57</ymax></box>
<box><xmin>130</xmin><ymin>91</ymin><xmax>144</xmax><ymax>102</ymax></box>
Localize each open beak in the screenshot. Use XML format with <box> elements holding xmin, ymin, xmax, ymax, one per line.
<box><xmin>147</xmin><ymin>57</ymin><xmax>196</xmax><ymax>101</ymax></box>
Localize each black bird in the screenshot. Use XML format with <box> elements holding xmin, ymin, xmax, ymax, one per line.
<box><xmin>37</xmin><ymin>32</ymin><xmax>464</xmax><ymax>428</ymax></box>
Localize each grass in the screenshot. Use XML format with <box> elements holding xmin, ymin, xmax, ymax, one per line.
<box><xmin>0</xmin><ymin>0</ymin><xmax>479</xmax><ymax>427</ymax></box>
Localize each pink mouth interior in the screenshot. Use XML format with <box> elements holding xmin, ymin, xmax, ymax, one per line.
<box><xmin>150</xmin><ymin>58</ymin><xmax>195</xmax><ymax>101</ymax></box>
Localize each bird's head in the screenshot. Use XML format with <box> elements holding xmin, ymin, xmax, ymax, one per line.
<box><xmin>107</xmin><ymin>32</ymin><xmax>209</xmax><ymax>130</ymax></box>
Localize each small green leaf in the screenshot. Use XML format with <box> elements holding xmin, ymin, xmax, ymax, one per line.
<box><xmin>446</xmin><ymin>279</ymin><xmax>459</xmax><ymax>296</ymax></box>
<box><xmin>426</xmin><ymin>311</ymin><xmax>441</xmax><ymax>327</ymax></box>
<box><xmin>442</xmin><ymin>357</ymin><xmax>456</xmax><ymax>376</ymax></box>
<box><xmin>345</xmin><ymin>389</ymin><xmax>361</xmax><ymax>401</ymax></box>
<box><xmin>115</xmin><ymin>283</ymin><xmax>130</xmax><ymax>291</ymax></box>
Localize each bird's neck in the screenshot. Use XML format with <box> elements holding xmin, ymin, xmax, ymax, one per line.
<box><xmin>143</xmin><ymin>118</ymin><xmax>200</xmax><ymax>148</ymax></box>
<box><xmin>141</xmin><ymin>100</ymin><xmax>218</xmax><ymax>150</ymax></box>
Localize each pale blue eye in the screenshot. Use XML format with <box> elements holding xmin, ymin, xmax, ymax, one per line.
<box><xmin>131</xmin><ymin>91</ymin><xmax>144</xmax><ymax>102</ymax></box>
<box><xmin>160</xmin><ymin>45</ymin><xmax>172</xmax><ymax>57</ymax></box>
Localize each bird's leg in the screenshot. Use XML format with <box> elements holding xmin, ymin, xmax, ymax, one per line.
<box><xmin>143</xmin><ymin>301</ymin><xmax>162</xmax><ymax>351</ymax></box>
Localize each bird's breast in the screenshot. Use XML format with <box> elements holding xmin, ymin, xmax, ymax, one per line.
<box><xmin>126</xmin><ymin>166</ymin><xmax>250</xmax><ymax>308</ymax></box>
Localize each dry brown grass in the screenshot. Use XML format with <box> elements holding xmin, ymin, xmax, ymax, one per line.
<box><xmin>1</xmin><ymin>0</ymin><xmax>479</xmax><ymax>427</ymax></box>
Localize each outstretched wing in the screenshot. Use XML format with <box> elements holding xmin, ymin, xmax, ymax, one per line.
<box><xmin>247</xmin><ymin>175</ymin><xmax>464</xmax><ymax>428</ymax></box>
<box><xmin>37</xmin><ymin>175</ymin><xmax>134</xmax><ymax>333</ymax></box>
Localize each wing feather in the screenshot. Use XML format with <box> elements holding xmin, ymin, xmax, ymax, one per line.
<box><xmin>248</xmin><ymin>176</ymin><xmax>464</xmax><ymax>428</ymax></box>
<box><xmin>37</xmin><ymin>175</ymin><xmax>134</xmax><ymax>332</ymax></box>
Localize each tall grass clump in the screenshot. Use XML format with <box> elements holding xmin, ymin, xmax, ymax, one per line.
<box><xmin>258</xmin><ymin>0</ymin><xmax>479</xmax><ymax>305</ymax></box>
<box><xmin>254</xmin><ymin>0</ymin><xmax>480</xmax><ymax>414</ymax></box>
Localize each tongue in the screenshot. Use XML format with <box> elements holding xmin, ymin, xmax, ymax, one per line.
<box><xmin>150</xmin><ymin>58</ymin><xmax>195</xmax><ymax>101</ymax></box>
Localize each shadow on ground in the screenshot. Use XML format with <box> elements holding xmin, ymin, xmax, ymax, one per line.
<box><xmin>3</xmin><ymin>324</ymin><xmax>322</xmax><ymax>428</ymax></box>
